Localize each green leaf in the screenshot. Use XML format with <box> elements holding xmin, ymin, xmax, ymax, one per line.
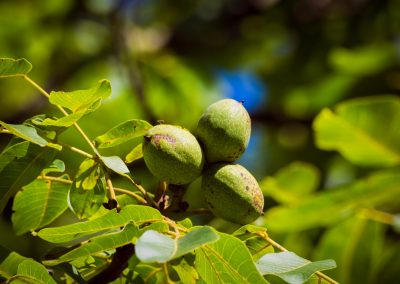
<box><xmin>100</xmin><ymin>155</ymin><xmax>130</xmax><ymax>175</ymax></box>
<box><xmin>329</xmin><ymin>45</ymin><xmax>397</xmax><ymax>76</ymax></box>
<box><xmin>125</xmin><ymin>143</ymin><xmax>143</xmax><ymax>164</ymax></box>
<box><xmin>0</xmin><ymin>252</ymin><xmax>28</xmax><ymax>279</ymax></box>
<box><xmin>68</xmin><ymin>176</ymin><xmax>106</xmax><ymax>219</ymax></box>
<box><xmin>10</xmin><ymin>259</ymin><xmax>56</xmax><ymax>284</ymax></box>
<box><xmin>95</xmin><ymin>119</ymin><xmax>152</xmax><ymax>148</ymax></box>
<box><xmin>256</xmin><ymin>251</ymin><xmax>336</xmax><ymax>284</ymax></box>
<box><xmin>0</xmin><ymin>58</ymin><xmax>32</xmax><ymax>77</ymax></box>
<box><xmin>0</xmin><ymin>122</ymin><xmax>61</xmax><ymax>150</ymax></box>
<box><xmin>40</xmin><ymin>80</ymin><xmax>112</xmax><ymax>127</ymax></box>
<box><xmin>42</xmin><ymin>159</ymin><xmax>65</xmax><ymax>175</ymax></box>
<box><xmin>171</xmin><ymin>256</ymin><xmax>199</xmax><ymax>284</ymax></box>
<box><xmin>44</xmin><ymin>224</ymin><xmax>140</xmax><ymax>265</ymax></box>
<box><xmin>0</xmin><ymin>141</ymin><xmax>56</xmax><ymax>213</ymax></box>
<box><xmin>74</xmin><ymin>159</ymin><xmax>100</xmax><ymax>190</ymax></box>
<box><xmin>265</xmin><ymin>169</ymin><xmax>400</xmax><ymax>232</ymax></box>
<box><xmin>233</xmin><ymin>225</ymin><xmax>273</xmax><ymax>261</ymax></box>
<box><xmin>136</xmin><ymin>227</ymin><xmax>219</xmax><ymax>263</ymax></box>
<box><xmin>313</xmin><ymin>96</ymin><xmax>400</xmax><ymax>167</ymax></box>
<box><xmin>261</xmin><ymin>161</ymin><xmax>320</xmax><ymax>205</ymax></box>
<box><xmin>195</xmin><ymin>232</ymin><xmax>268</xmax><ymax>284</ymax></box>
<box><xmin>12</xmin><ymin>179</ymin><xmax>70</xmax><ymax>235</ymax></box>
<box><xmin>37</xmin><ymin>205</ymin><xmax>162</xmax><ymax>243</ymax></box>
<box><xmin>49</xmin><ymin>79</ymin><xmax>111</xmax><ymax>112</ymax></box>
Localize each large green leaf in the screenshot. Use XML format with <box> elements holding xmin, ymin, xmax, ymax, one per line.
<box><xmin>195</xmin><ymin>232</ymin><xmax>268</xmax><ymax>284</ymax></box>
<box><xmin>0</xmin><ymin>252</ymin><xmax>28</xmax><ymax>280</ymax></box>
<box><xmin>9</xmin><ymin>259</ymin><xmax>56</xmax><ymax>284</ymax></box>
<box><xmin>0</xmin><ymin>58</ymin><xmax>32</xmax><ymax>77</ymax></box>
<box><xmin>44</xmin><ymin>224</ymin><xmax>140</xmax><ymax>265</ymax></box>
<box><xmin>0</xmin><ymin>141</ymin><xmax>56</xmax><ymax>213</ymax></box>
<box><xmin>40</xmin><ymin>80</ymin><xmax>111</xmax><ymax>127</ymax></box>
<box><xmin>37</xmin><ymin>205</ymin><xmax>162</xmax><ymax>243</ymax></box>
<box><xmin>256</xmin><ymin>252</ymin><xmax>336</xmax><ymax>284</ymax></box>
<box><xmin>171</xmin><ymin>256</ymin><xmax>199</xmax><ymax>284</ymax></box>
<box><xmin>95</xmin><ymin>119</ymin><xmax>152</xmax><ymax>148</ymax></box>
<box><xmin>313</xmin><ymin>96</ymin><xmax>400</xmax><ymax>167</ymax></box>
<box><xmin>261</xmin><ymin>161</ymin><xmax>320</xmax><ymax>205</ymax></box>
<box><xmin>265</xmin><ymin>169</ymin><xmax>400</xmax><ymax>232</ymax></box>
<box><xmin>12</xmin><ymin>178</ymin><xmax>70</xmax><ymax>235</ymax></box>
<box><xmin>136</xmin><ymin>227</ymin><xmax>219</xmax><ymax>263</ymax></box>
<box><xmin>314</xmin><ymin>217</ymin><xmax>385</xmax><ymax>284</ymax></box>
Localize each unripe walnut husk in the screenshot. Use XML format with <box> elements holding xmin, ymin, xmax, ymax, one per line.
<box><xmin>195</xmin><ymin>99</ymin><xmax>251</xmax><ymax>163</ymax></box>
<box><xmin>202</xmin><ymin>163</ymin><xmax>264</xmax><ymax>224</ymax></box>
<box><xmin>142</xmin><ymin>124</ymin><xmax>204</xmax><ymax>185</ymax></box>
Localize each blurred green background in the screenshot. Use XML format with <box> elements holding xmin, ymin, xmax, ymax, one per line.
<box><xmin>1</xmin><ymin>0</ymin><xmax>400</xmax><ymax>283</ymax></box>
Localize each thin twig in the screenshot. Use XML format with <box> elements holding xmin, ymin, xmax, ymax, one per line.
<box><xmin>162</xmin><ymin>263</ymin><xmax>172</xmax><ymax>284</ymax></box>
<box><xmin>358</xmin><ymin>208</ymin><xmax>395</xmax><ymax>225</ymax></box>
<box><xmin>256</xmin><ymin>232</ymin><xmax>339</xmax><ymax>284</ymax></box>
<box><xmin>114</xmin><ymin>187</ymin><xmax>147</xmax><ymax>205</ymax></box>
<box><xmin>58</xmin><ymin>142</ymin><xmax>94</xmax><ymax>159</ymax></box>
<box><xmin>106</xmin><ymin>174</ymin><xmax>117</xmax><ymax>202</ymax></box>
<box><xmin>37</xmin><ymin>176</ymin><xmax>72</xmax><ymax>184</ymax></box>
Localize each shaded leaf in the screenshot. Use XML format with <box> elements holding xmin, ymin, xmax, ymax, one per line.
<box><xmin>0</xmin><ymin>58</ymin><xmax>32</xmax><ymax>77</ymax></box>
<box><xmin>256</xmin><ymin>251</ymin><xmax>336</xmax><ymax>284</ymax></box>
<box><xmin>0</xmin><ymin>122</ymin><xmax>61</xmax><ymax>150</ymax></box>
<box><xmin>42</xmin><ymin>159</ymin><xmax>65</xmax><ymax>175</ymax></box>
<box><xmin>68</xmin><ymin>176</ymin><xmax>106</xmax><ymax>219</ymax></box>
<box><xmin>0</xmin><ymin>252</ymin><xmax>28</xmax><ymax>280</ymax></box>
<box><xmin>12</xmin><ymin>179</ymin><xmax>70</xmax><ymax>235</ymax></box>
<box><xmin>38</xmin><ymin>205</ymin><xmax>162</xmax><ymax>243</ymax></box>
<box><xmin>44</xmin><ymin>224</ymin><xmax>140</xmax><ymax>265</ymax></box>
<box><xmin>313</xmin><ymin>96</ymin><xmax>400</xmax><ymax>167</ymax></box>
<box><xmin>136</xmin><ymin>227</ymin><xmax>219</xmax><ymax>263</ymax></box>
<box><xmin>261</xmin><ymin>162</ymin><xmax>320</xmax><ymax>205</ymax></box>
<box><xmin>265</xmin><ymin>170</ymin><xmax>400</xmax><ymax>232</ymax></box>
<box><xmin>10</xmin><ymin>259</ymin><xmax>56</xmax><ymax>284</ymax></box>
<box><xmin>125</xmin><ymin>143</ymin><xmax>143</xmax><ymax>164</ymax></box>
<box><xmin>171</xmin><ymin>256</ymin><xmax>199</xmax><ymax>284</ymax></box>
<box><xmin>0</xmin><ymin>141</ymin><xmax>56</xmax><ymax>213</ymax></box>
<box><xmin>195</xmin><ymin>232</ymin><xmax>268</xmax><ymax>284</ymax></box>
<box><xmin>95</xmin><ymin>119</ymin><xmax>152</xmax><ymax>148</ymax></box>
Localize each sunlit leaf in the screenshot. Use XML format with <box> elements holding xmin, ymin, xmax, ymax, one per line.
<box><xmin>44</xmin><ymin>224</ymin><xmax>140</xmax><ymax>265</ymax></box>
<box><xmin>100</xmin><ymin>155</ymin><xmax>130</xmax><ymax>175</ymax></box>
<box><xmin>256</xmin><ymin>251</ymin><xmax>336</xmax><ymax>284</ymax></box>
<box><xmin>74</xmin><ymin>159</ymin><xmax>100</xmax><ymax>190</ymax></box>
<box><xmin>261</xmin><ymin>161</ymin><xmax>320</xmax><ymax>205</ymax></box>
<box><xmin>42</xmin><ymin>159</ymin><xmax>65</xmax><ymax>175</ymax></box>
<box><xmin>0</xmin><ymin>122</ymin><xmax>61</xmax><ymax>150</ymax></box>
<box><xmin>195</xmin><ymin>232</ymin><xmax>268</xmax><ymax>284</ymax></box>
<box><xmin>0</xmin><ymin>252</ymin><xmax>28</xmax><ymax>280</ymax></box>
<box><xmin>0</xmin><ymin>58</ymin><xmax>32</xmax><ymax>77</ymax></box>
<box><xmin>0</xmin><ymin>141</ymin><xmax>56</xmax><ymax>213</ymax></box>
<box><xmin>313</xmin><ymin>96</ymin><xmax>400</xmax><ymax>167</ymax></box>
<box><xmin>233</xmin><ymin>225</ymin><xmax>273</xmax><ymax>261</ymax></box>
<box><xmin>125</xmin><ymin>143</ymin><xmax>143</xmax><ymax>164</ymax></box>
<box><xmin>314</xmin><ymin>217</ymin><xmax>384</xmax><ymax>284</ymax></box>
<box><xmin>40</xmin><ymin>80</ymin><xmax>112</xmax><ymax>127</ymax></box>
<box><xmin>136</xmin><ymin>227</ymin><xmax>219</xmax><ymax>263</ymax></box>
<box><xmin>37</xmin><ymin>205</ymin><xmax>162</xmax><ymax>243</ymax></box>
<box><xmin>265</xmin><ymin>169</ymin><xmax>400</xmax><ymax>232</ymax></box>
<box><xmin>12</xmin><ymin>179</ymin><xmax>70</xmax><ymax>235</ymax></box>
<box><xmin>10</xmin><ymin>259</ymin><xmax>56</xmax><ymax>283</ymax></box>
<box><xmin>95</xmin><ymin>119</ymin><xmax>152</xmax><ymax>148</ymax></box>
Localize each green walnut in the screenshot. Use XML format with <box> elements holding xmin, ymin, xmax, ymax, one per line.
<box><xmin>202</xmin><ymin>163</ymin><xmax>264</xmax><ymax>224</ymax></box>
<box><xmin>195</xmin><ymin>99</ymin><xmax>251</xmax><ymax>163</ymax></box>
<box><xmin>142</xmin><ymin>124</ymin><xmax>204</xmax><ymax>185</ymax></box>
